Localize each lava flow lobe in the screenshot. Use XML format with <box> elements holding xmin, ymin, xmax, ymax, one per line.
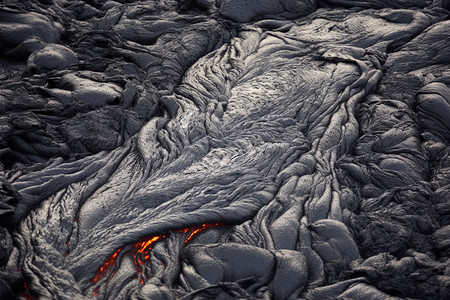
<box><xmin>92</xmin><ymin>223</ymin><xmax>222</xmax><ymax>296</ymax></box>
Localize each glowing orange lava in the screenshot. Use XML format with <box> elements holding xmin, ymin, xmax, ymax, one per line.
<box><xmin>92</xmin><ymin>223</ymin><xmax>222</xmax><ymax>296</ymax></box>
<box><xmin>184</xmin><ymin>223</ymin><xmax>220</xmax><ymax>244</ymax></box>
<box><xmin>133</xmin><ymin>234</ymin><xmax>166</xmax><ymax>274</ymax></box>
<box><xmin>92</xmin><ymin>248</ymin><xmax>123</xmax><ymax>283</ymax></box>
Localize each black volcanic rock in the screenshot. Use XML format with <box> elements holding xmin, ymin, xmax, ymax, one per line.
<box><xmin>1</xmin><ymin>0</ymin><xmax>449</xmax><ymax>299</ymax></box>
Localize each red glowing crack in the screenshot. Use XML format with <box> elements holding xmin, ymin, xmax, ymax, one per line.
<box><xmin>92</xmin><ymin>223</ymin><xmax>221</xmax><ymax>296</ymax></box>
<box><xmin>21</xmin><ymin>281</ymin><xmax>37</xmax><ymax>300</ymax></box>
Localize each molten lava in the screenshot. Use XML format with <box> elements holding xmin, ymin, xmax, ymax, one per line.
<box><xmin>134</xmin><ymin>234</ymin><xmax>166</xmax><ymax>273</ymax></box>
<box><xmin>184</xmin><ymin>223</ymin><xmax>220</xmax><ymax>244</ymax></box>
<box><xmin>21</xmin><ymin>281</ymin><xmax>37</xmax><ymax>300</ymax></box>
<box><xmin>92</xmin><ymin>223</ymin><xmax>222</xmax><ymax>296</ymax></box>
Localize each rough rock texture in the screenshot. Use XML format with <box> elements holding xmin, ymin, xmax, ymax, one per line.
<box><xmin>1</xmin><ymin>0</ymin><xmax>449</xmax><ymax>299</ymax></box>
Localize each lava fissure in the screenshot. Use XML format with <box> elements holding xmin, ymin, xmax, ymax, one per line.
<box><xmin>91</xmin><ymin>223</ymin><xmax>222</xmax><ymax>296</ymax></box>
<box><xmin>21</xmin><ymin>281</ymin><xmax>37</xmax><ymax>300</ymax></box>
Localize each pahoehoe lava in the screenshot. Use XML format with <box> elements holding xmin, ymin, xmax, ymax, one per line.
<box><xmin>1</xmin><ymin>0</ymin><xmax>450</xmax><ymax>299</ymax></box>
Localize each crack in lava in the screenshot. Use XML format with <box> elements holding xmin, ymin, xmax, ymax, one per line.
<box><xmin>92</xmin><ymin>223</ymin><xmax>222</xmax><ymax>296</ymax></box>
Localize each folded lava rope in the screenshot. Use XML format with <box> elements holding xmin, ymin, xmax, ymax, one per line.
<box><xmin>0</xmin><ymin>0</ymin><xmax>449</xmax><ymax>299</ymax></box>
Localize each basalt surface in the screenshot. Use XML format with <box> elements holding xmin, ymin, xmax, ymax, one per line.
<box><xmin>0</xmin><ymin>0</ymin><xmax>449</xmax><ymax>299</ymax></box>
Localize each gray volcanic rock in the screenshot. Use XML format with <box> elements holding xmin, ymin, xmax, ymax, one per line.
<box><xmin>0</xmin><ymin>7</ymin><xmax>62</xmax><ymax>57</ymax></box>
<box><xmin>0</xmin><ymin>0</ymin><xmax>449</xmax><ymax>299</ymax></box>
<box><xmin>219</xmin><ymin>0</ymin><xmax>317</xmax><ymax>22</ymax></box>
<box><xmin>27</xmin><ymin>44</ymin><xmax>78</xmax><ymax>72</ymax></box>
